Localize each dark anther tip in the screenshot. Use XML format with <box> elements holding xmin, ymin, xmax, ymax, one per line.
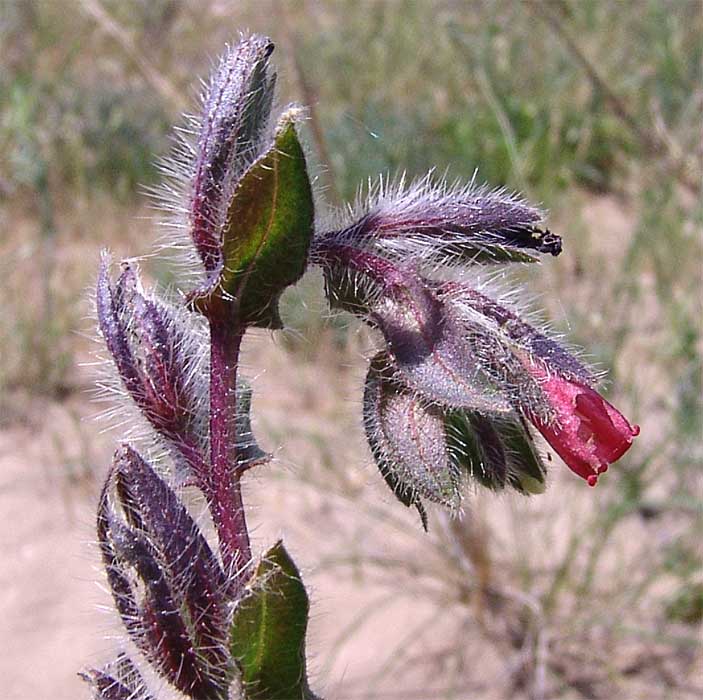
<box><xmin>541</xmin><ymin>230</ymin><xmax>562</xmax><ymax>256</ymax></box>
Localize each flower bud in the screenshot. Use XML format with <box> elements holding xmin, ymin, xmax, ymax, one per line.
<box><xmin>363</xmin><ymin>353</ymin><xmax>462</xmax><ymax>523</ymax></box>
<box><xmin>97</xmin><ymin>258</ymin><xmax>197</xmax><ymax>439</ymax></box>
<box><xmin>190</xmin><ymin>35</ymin><xmax>276</xmax><ymax>272</ymax></box>
<box><xmin>315</xmin><ymin>173</ymin><xmax>561</xmax><ymax>265</ymax></box>
<box><xmin>98</xmin><ymin>446</ymin><xmax>232</xmax><ymax>698</ymax></box>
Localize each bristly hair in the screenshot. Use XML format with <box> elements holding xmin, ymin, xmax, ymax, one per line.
<box><xmin>314</xmin><ymin>171</ymin><xmax>560</xmax><ymax>272</ymax></box>
<box><xmin>91</xmin><ymin>252</ymin><xmax>211</xmax><ymax>486</ymax></box>
<box><xmin>145</xmin><ymin>33</ymin><xmax>279</xmax><ymax>293</ymax></box>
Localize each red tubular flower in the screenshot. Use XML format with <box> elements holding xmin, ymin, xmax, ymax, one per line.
<box><xmin>528</xmin><ymin>369</ymin><xmax>640</xmax><ymax>486</ymax></box>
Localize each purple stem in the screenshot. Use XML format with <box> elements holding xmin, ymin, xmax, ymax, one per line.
<box><xmin>207</xmin><ymin>313</ymin><xmax>251</xmax><ymax>584</ymax></box>
<box><xmin>313</xmin><ymin>239</ymin><xmax>408</xmax><ymax>287</ymax></box>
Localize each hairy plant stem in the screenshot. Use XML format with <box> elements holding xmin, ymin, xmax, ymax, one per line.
<box><xmin>208</xmin><ymin>312</ymin><xmax>251</xmax><ymax>586</ymax></box>
<box><xmin>314</xmin><ymin>240</ymin><xmax>407</xmax><ymax>287</ymax></box>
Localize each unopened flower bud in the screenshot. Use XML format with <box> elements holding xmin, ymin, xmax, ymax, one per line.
<box><xmin>98</xmin><ymin>446</ymin><xmax>232</xmax><ymax>698</ymax></box>
<box><xmin>315</xmin><ymin>173</ymin><xmax>561</xmax><ymax>265</ymax></box>
<box><xmin>317</xmin><ymin>242</ymin><xmax>509</xmax><ymax>413</ymax></box>
<box><xmin>190</xmin><ymin>35</ymin><xmax>276</xmax><ymax>272</ymax></box>
<box><xmin>97</xmin><ymin>257</ymin><xmax>196</xmax><ymax>439</ymax></box>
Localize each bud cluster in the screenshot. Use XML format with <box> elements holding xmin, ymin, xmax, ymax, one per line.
<box><xmin>312</xmin><ymin>175</ymin><xmax>639</xmax><ymax>519</ymax></box>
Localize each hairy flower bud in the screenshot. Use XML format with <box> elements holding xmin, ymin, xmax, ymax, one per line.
<box><xmin>447</xmin><ymin>285</ymin><xmax>595</xmax><ymax>386</ymax></box>
<box><xmin>97</xmin><ymin>257</ymin><xmax>199</xmax><ymax>441</ymax></box>
<box><xmin>364</xmin><ymin>353</ymin><xmax>462</xmax><ymax>524</ymax></box>
<box><xmin>316</xmin><ymin>174</ymin><xmax>561</xmax><ymax>265</ymax></box>
<box><xmin>98</xmin><ymin>446</ymin><xmax>232</xmax><ymax>698</ymax></box>
<box><xmin>190</xmin><ymin>35</ymin><xmax>276</xmax><ymax>272</ymax></box>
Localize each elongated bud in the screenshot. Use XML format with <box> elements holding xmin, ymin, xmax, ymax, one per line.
<box><xmin>98</xmin><ymin>446</ymin><xmax>233</xmax><ymax>698</ymax></box>
<box><xmin>190</xmin><ymin>110</ymin><xmax>314</xmax><ymax>328</ymax></box>
<box><xmin>190</xmin><ymin>35</ymin><xmax>276</xmax><ymax>272</ymax></box>
<box><xmin>372</xmin><ymin>276</ymin><xmax>509</xmax><ymax>412</ymax></box>
<box><xmin>97</xmin><ymin>257</ymin><xmax>198</xmax><ymax>440</ymax></box>
<box><xmin>80</xmin><ymin>655</ymin><xmax>153</xmax><ymax>700</ymax></box>
<box><xmin>316</xmin><ymin>174</ymin><xmax>561</xmax><ymax>265</ymax></box>
<box><xmin>364</xmin><ymin>353</ymin><xmax>462</xmax><ymax>524</ymax></box>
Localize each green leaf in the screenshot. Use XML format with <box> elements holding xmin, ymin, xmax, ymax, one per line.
<box><xmin>230</xmin><ymin>541</ymin><xmax>318</xmax><ymax>700</ymax></box>
<box><xmin>446</xmin><ymin>411</ymin><xmax>547</xmax><ymax>494</ymax></box>
<box><xmin>193</xmin><ymin>111</ymin><xmax>314</xmax><ymax>328</ymax></box>
<box><xmin>235</xmin><ymin>381</ymin><xmax>271</xmax><ymax>469</ymax></box>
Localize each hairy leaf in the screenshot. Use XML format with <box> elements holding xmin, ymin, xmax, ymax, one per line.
<box><xmin>230</xmin><ymin>541</ymin><xmax>318</xmax><ymax>700</ymax></box>
<box><xmin>193</xmin><ymin>113</ymin><xmax>314</xmax><ymax>328</ymax></box>
<box><xmin>98</xmin><ymin>446</ymin><xmax>232</xmax><ymax>699</ymax></box>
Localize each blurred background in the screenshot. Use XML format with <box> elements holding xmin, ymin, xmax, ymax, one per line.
<box><xmin>0</xmin><ymin>1</ymin><xmax>701</xmax><ymax>698</ymax></box>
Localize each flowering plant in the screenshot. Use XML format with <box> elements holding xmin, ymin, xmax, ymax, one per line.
<box><xmin>82</xmin><ymin>35</ymin><xmax>638</xmax><ymax>700</ymax></box>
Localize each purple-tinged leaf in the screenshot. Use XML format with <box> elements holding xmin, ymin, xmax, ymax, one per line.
<box><xmin>98</xmin><ymin>446</ymin><xmax>232</xmax><ymax>699</ymax></box>
<box><xmin>191</xmin><ymin>112</ymin><xmax>315</xmax><ymax>328</ymax></box>
<box><xmin>364</xmin><ymin>353</ymin><xmax>462</xmax><ymax>518</ymax></box>
<box><xmin>80</xmin><ymin>654</ymin><xmax>153</xmax><ymax>700</ymax></box>
<box><xmin>190</xmin><ymin>35</ymin><xmax>276</xmax><ymax>273</ymax></box>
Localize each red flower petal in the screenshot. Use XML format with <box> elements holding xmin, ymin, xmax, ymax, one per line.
<box><xmin>527</xmin><ymin>368</ymin><xmax>639</xmax><ymax>485</ymax></box>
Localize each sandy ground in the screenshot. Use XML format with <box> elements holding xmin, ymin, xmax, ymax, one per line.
<box><xmin>0</xmin><ymin>417</ymin><xmax>111</xmax><ymax>699</ymax></box>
